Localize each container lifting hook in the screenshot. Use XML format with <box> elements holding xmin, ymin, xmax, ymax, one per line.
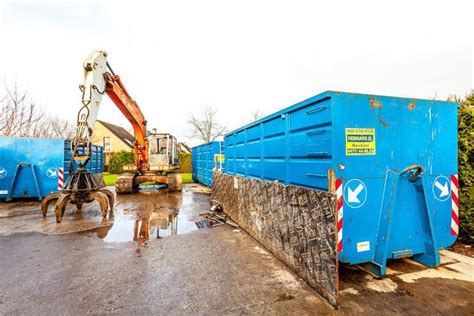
<box><xmin>400</xmin><ymin>164</ymin><xmax>424</xmax><ymax>182</ymax></box>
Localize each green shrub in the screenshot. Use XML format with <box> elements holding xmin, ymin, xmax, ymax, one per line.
<box><xmin>458</xmin><ymin>92</ymin><xmax>474</xmax><ymax>243</ymax></box>
<box><xmin>179</xmin><ymin>152</ymin><xmax>192</xmax><ymax>173</ymax></box>
<box><xmin>108</xmin><ymin>150</ymin><xmax>134</xmax><ymax>174</ymax></box>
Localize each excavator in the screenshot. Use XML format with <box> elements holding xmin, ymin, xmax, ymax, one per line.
<box><xmin>42</xmin><ymin>50</ymin><xmax>182</xmax><ymax>223</ymax></box>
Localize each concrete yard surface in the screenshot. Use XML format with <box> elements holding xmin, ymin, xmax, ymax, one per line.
<box><xmin>0</xmin><ymin>184</ymin><xmax>473</xmax><ymax>315</ymax></box>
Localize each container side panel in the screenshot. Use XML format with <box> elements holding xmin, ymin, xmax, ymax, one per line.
<box><xmin>288</xmin><ymin>160</ymin><xmax>332</xmax><ymax>190</ymax></box>
<box><xmin>191</xmin><ymin>141</ymin><xmax>224</xmax><ymax>187</ymax></box>
<box><xmin>289</xmin><ymin>98</ymin><xmax>332</xmax><ymax>132</ymax></box>
<box><xmin>287</xmin><ymin>98</ymin><xmax>332</xmax><ymax>189</ymax></box>
<box><xmin>224</xmin><ymin>96</ymin><xmax>332</xmax><ymax>190</ymax></box>
<box><xmin>262</xmin><ymin>160</ymin><xmax>286</xmax><ymax>181</ymax></box>
<box><xmin>262</xmin><ymin>136</ymin><xmax>285</xmax><ymax>158</ymax></box>
<box><xmin>0</xmin><ymin>137</ymin><xmax>64</xmax><ymax>199</ymax></box>
<box><xmin>289</xmin><ymin>127</ymin><xmax>332</xmax><ymax>158</ymax></box>
<box><xmin>263</xmin><ymin>116</ymin><xmax>285</xmax><ymax>138</ymax></box>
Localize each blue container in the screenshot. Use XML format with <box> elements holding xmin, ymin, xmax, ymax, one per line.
<box><xmin>224</xmin><ymin>91</ymin><xmax>458</xmax><ymax>276</ymax></box>
<box><xmin>192</xmin><ymin>141</ymin><xmax>224</xmax><ymax>187</ymax></box>
<box><xmin>0</xmin><ymin>137</ymin><xmax>104</xmax><ymax>200</ymax></box>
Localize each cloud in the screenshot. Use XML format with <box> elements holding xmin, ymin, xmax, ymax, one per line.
<box><xmin>0</xmin><ymin>0</ymin><xmax>472</xmax><ymax>146</ymax></box>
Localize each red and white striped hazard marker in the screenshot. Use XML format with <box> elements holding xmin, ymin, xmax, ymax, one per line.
<box><xmin>336</xmin><ymin>178</ymin><xmax>343</xmax><ymax>251</ymax></box>
<box><xmin>450</xmin><ymin>174</ymin><xmax>459</xmax><ymax>236</ymax></box>
<box><xmin>57</xmin><ymin>167</ymin><xmax>64</xmax><ymax>191</ymax></box>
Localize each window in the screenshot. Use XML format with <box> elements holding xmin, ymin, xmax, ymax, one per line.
<box><xmin>103</xmin><ymin>137</ymin><xmax>111</xmax><ymax>151</ymax></box>
<box><xmin>149</xmin><ymin>138</ymin><xmax>159</xmax><ymax>155</ymax></box>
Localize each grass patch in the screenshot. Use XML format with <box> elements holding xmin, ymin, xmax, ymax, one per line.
<box><xmin>103</xmin><ymin>172</ymin><xmax>192</xmax><ymax>186</ymax></box>
<box><xmin>103</xmin><ymin>173</ymin><xmax>118</xmax><ymax>186</ymax></box>
<box><xmin>180</xmin><ymin>173</ymin><xmax>193</xmax><ymax>184</ymax></box>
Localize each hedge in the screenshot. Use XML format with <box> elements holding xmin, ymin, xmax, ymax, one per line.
<box><xmin>179</xmin><ymin>152</ymin><xmax>192</xmax><ymax>173</ymax></box>
<box><xmin>108</xmin><ymin>150</ymin><xmax>135</xmax><ymax>174</ymax></box>
<box><xmin>458</xmin><ymin>92</ymin><xmax>474</xmax><ymax>243</ymax></box>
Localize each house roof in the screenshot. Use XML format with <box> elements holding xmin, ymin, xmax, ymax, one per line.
<box><xmin>97</xmin><ymin>120</ymin><xmax>134</xmax><ymax>148</ymax></box>
<box><xmin>178</xmin><ymin>142</ymin><xmax>191</xmax><ymax>153</ymax></box>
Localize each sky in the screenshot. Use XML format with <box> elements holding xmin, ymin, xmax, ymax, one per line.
<box><xmin>0</xmin><ymin>0</ymin><xmax>472</xmax><ymax>146</ymax></box>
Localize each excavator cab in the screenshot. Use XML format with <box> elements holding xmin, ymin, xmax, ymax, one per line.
<box><xmin>118</xmin><ymin>130</ymin><xmax>182</xmax><ymax>194</ymax></box>
<box><xmin>148</xmin><ymin>131</ymin><xmax>180</xmax><ymax>171</ymax></box>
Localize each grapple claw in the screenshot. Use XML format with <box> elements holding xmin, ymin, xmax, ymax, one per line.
<box><xmin>41</xmin><ymin>192</ymin><xmax>61</xmax><ymax>218</ymax></box>
<box><xmin>89</xmin><ymin>191</ymin><xmax>110</xmax><ymax>217</ymax></box>
<box><xmin>40</xmin><ymin>170</ymin><xmax>115</xmax><ymax>223</ymax></box>
<box><xmin>55</xmin><ymin>194</ymin><xmax>72</xmax><ymax>223</ymax></box>
<box><xmin>99</xmin><ymin>189</ymin><xmax>115</xmax><ymax>214</ymax></box>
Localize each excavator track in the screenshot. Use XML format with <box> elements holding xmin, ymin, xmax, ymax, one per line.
<box><xmin>167</xmin><ymin>173</ymin><xmax>183</xmax><ymax>192</ymax></box>
<box><xmin>116</xmin><ymin>173</ymin><xmax>136</xmax><ymax>194</ymax></box>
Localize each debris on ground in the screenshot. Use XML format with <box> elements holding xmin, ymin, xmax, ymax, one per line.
<box><xmin>448</xmin><ymin>241</ymin><xmax>474</xmax><ymax>258</ymax></box>
<box><xmin>195</xmin><ymin>202</ymin><xmax>239</xmax><ymax>229</ymax></box>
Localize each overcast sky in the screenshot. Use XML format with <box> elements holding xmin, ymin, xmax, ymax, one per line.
<box><xmin>0</xmin><ymin>0</ymin><xmax>472</xmax><ymax>145</ymax></box>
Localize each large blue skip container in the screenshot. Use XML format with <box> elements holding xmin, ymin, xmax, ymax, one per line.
<box><xmin>224</xmin><ymin>91</ymin><xmax>458</xmax><ymax>276</ymax></box>
<box><xmin>192</xmin><ymin>141</ymin><xmax>224</xmax><ymax>187</ymax></box>
<box><xmin>0</xmin><ymin>137</ymin><xmax>104</xmax><ymax>201</ymax></box>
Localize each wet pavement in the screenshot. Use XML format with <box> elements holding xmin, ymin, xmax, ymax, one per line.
<box><xmin>0</xmin><ymin>184</ymin><xmax>473</xmax><ymax>314</ymax></box>
<box><xmin>83</xmin><ymin>188</ymin><xmax>200</xmax><ymax>244</ymax></box>
<box><xmin>0</xmin><ymin>185</ymin><xmax>332</xmax><ymax>314</ymax></box>
<box><xmin>0</xmin><ymin>185</ymin><xmax>205</xmax><ymax>244</ymax></box>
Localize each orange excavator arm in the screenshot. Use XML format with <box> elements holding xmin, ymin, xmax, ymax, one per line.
<box><xmin>73</xmin><ymin>51</ymin><xmax>149</xmax><ymax>172</ymax></box>
<box><xmin>104</xmin><ymin>72</ymin><xmax>149</xmax><ymax>171</ymax></box>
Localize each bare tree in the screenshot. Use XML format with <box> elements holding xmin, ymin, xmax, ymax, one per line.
<box><xmin>188</xmin><ymin>105</ymin><xmax>227</xmax><ymax>143</ymax></box>
<box><xmin>447</xmin><ymin>94</ymin><xmax>461</xmax><ymax>102</ymax></box>
<box><xmin>0</xmin><ymin>81</ymin><xmax>75</xmax><ymax>139</ymax></box>
<box><xmin>250</xmin><ymin>109</ymin><xmax>265</xmax><ymax>122</ymax></box>
<box><xmin>37</xmin><ymin>116</ymin><xmax>76</xmax><ymax>139</ymax></box>
<box><xmin>0</xmin><ymin>82</ymin><xmax>44</xmax><ymax>137</ymax></box>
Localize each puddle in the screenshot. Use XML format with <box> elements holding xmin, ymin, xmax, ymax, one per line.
<box><xmin>0</xmin><ymin>185</ymin><xmax>211</xmax><ymax>245</ymax></box>
<box><xmin>137</xmin><ymin>184</ymin><xmax>167</xmax><ymax>191</ymax></box>
<box><xmin>83</xmin><ymin>189</ymin><xmax>205</xmax><ymax>244</ymax></box>
<box><xmin>91</xmin><ymin>207</ymin><xmax>197</xmax><ymax>243</ymax></box>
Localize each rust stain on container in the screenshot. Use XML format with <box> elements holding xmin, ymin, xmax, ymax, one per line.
<box><xmin>370</xmin><ymin>98</ymin><xmax>382</xmax><ymax>108</ymax></box>
<box><xmin>408</xmin><ymin>101</ymin><xmax>416</xmax><ymax>110</ymax></box>
<box><xmin>376</xmin><ymin>115</ymin><xmax>390</xmax><ymax>127</ymax></box>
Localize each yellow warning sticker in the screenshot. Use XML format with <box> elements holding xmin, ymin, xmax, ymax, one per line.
<box><xmin>345</xmin><ymin>128</ymin><xmax>376</xmax><ymax>156</ymax></box>
<box><xmin>214</xmin><ymin>154</ymin><xmax>225</xmax><ymax>163</ymax></box>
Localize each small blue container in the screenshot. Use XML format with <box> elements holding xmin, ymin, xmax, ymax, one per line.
<box><xmin>0</xmin><ymin>137</ymin><xmax>104</xmax><ymax>200</ymax></box>
<box><xmin>192</xmin><ymin>141</ymin><xmax>224</xmax><ymax>187</ymax></box>
<box><xmin>223</xmin><ymin>91</ymin><xmax>458</xmax><ymax>276</ymax></box>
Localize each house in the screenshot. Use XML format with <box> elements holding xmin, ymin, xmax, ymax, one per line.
<box><xmin>91</xmin><ymin>120</ymin><xmax>134</xmax><ymax>166</ymax></box>
<box><xmin>178</xmin><ymin>142</ymin><xmax>191</xmax><ymax>154</ymax></box>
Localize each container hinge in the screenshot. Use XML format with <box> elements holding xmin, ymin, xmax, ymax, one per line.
<box><xmin>306</xmin><ymin>173</ymin><xmax>326</xmax><ymax>178</ymax></box>
<box><xmin>306</xmin><ymin>152</ymin><xmax>329</xmax><ymax>157</ymax></box>
<box><xmin>306</xmin><ymin>129</ymin><xmax>327</xmax><ymax>136</ymax></box>
<box><xmin>306</xmin><ymin>106</ymin><xmax>327</xmax><ymax>115</ymax></box>
<box><xmin>400</xmin><ymin>164</ymin><xmax>423</xmax><ymax>182</ymax></box>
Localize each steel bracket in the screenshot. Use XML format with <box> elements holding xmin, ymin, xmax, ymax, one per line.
<box><xmin>6</xmin><ymin>162</ymin><xmax>42</xmax><ymax>201</ymax></box>
<box><xmin>412</xmin><ymin>176</ymin><xmax>440</xmax><ymax>267</ymax></box>
<box><xmin>360</xmin><ymin>171</ymin><xmax>440</xmax><ymax>278</ymax></box>
<box><xmin>360</xmin><ymin>170</ymin><xmax>400</xmax><ymax>278</ymax></box>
